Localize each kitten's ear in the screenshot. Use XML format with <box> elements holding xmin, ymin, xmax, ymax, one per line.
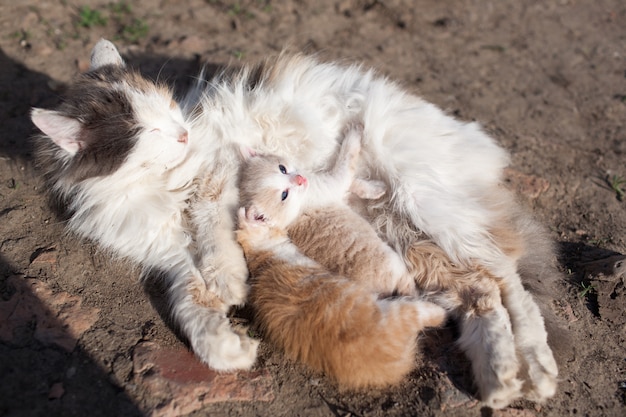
<box><xmin>238</xmin><ymin>145</ymin><xmax>258</xmax><ymax>161</ymax></box>
<box><xmin>246</xmin><ymin>205</ymin><xmax>269</xmax><ymax>224</ymax></box>
<box><xmin>31</xmin><ymin>108</ymin><xmax>84</xmax><ymax>155</ymax></box>
<box><xmin>90</xmin><ymin>39</ymin><xmax>125</xmax><ymax>70</ymax></box>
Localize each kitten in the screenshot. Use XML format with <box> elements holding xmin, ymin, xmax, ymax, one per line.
<box><xmin>236</xmin><ymin>126</ymin><xmax>446</xmax><ymax>388</ymax></box>
<box><xmin>238</xmin><ymin>124</ymin><xmax>415</xmax><ymax>297</ymax></box>
<box><xmin>31</xmin><ymin>39</ymin><xmax>558</xmax><ymax>408</ymax></box>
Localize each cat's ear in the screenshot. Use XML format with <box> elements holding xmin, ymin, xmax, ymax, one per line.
<box><xmin>238</xmin><ymin>145</ymin><xmax>258</xmax><ymax>161</ymax></box>
<box><xmin>31</xmin><ymin>108</ymin><xmax>84</xmax><ymax>155</ymax></box>
<box><xmin>246</xmin><ymin>205</ymin><xmax>270</xmax><ymax>224</ymax></box>
<box><xmin>90</xmin><ymin>39</ymin><xmax>125</xmax><ymax>70</ymax></box>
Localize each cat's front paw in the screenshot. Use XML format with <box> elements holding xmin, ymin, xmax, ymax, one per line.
<box><xmin>220</xmin><ymin>268</ymin><xmax>250</xmax><ymax>307</ymax></box>
<box><xmin>191</xmin><ymin>315</ymin><xmax>259</xmax><ymax>371</ymax></box>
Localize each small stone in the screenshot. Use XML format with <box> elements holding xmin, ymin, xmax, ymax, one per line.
<box><xmin>48</xmin><ymin>382</ymin><xmax>64</xmax><ymax>400</ymax></box>
<box><xmin>30</xmin><ymin>249</ymin><xmax>57</xmax><ymax>268</ymax></box>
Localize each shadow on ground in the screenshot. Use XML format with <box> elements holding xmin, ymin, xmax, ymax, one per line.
<box><xmin>0</xmin><ymin>254</ymin><xmax>143</xmax><ymax>417</ymax></box>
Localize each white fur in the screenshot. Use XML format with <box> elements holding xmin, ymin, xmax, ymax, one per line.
<box><xmin>35</xmin><ymin>41</ymin><xmax>557</xmax><ymax>402</ymax></box>
<box><xmin>182</xmin><ymin>54</ymin><xmax>555</xmax><ymax>405</ymax></box>
<box><xmin>31</xmin><ymin>109</ymin><xmax>83</xmax><ymax>155</ymax></box>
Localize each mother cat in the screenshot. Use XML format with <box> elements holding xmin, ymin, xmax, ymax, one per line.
<box><xmin>31</xmin><ymin>39</ymin><xmax>558</xmax><ymax>408</ymax></box>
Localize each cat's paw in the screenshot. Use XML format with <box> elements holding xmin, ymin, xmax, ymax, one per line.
<box><xmin>460</xmin><ymin>307</ymin><xmax>523</xmax><ymax>409</ymax></box>
<box><xmin>219</xmin><ymin>269</ymin><xmax>250</xmax><ymax>307</ymax></box>
<box><xmin>522</xmin><ymin>345</ymin><xmax>558</xmax><ymax>402</ymax></box>
<box><xmin>479</xmin><ymin>343</ymin><xmax>524</xmax><ymax>408</ymax></box>
<box><xmin>478</xmin><ymin>337</ymin><xmax>524</xmax><ymax>409</ymax></box>
<box><xmin>191</xmin><ymin>315</ymin><xmax>259</xmax><ymax>371</ymax></box>
<box><xmin>482</xmin><ymin>377</ymin><xmax>524</xmax><ymax>409</ymax></box>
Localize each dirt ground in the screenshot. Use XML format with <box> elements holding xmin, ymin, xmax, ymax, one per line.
<box><xmin>1</xmin><ymin>0</ymin><xmax>625</xmax><ymax>416</ymax></box>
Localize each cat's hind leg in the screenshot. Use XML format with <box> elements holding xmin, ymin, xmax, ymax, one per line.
<box><xmin>494</xmin><ymin>216</ymin><xmax>559</xmax><ymax>402</ymax></box>
<box><xmin>457</xmin><ymin>287</ymin><xmax>523</xmax><ymax>409</ymax></box>
<box><xmin>500</xmin><ymin>273</ymin><xmax>558</xmax><ymax>402</ymax></box>
<box><xmin>405</xmin><ymin>243</ymin><xmax>522</xmax><ymax>408</ymax></box>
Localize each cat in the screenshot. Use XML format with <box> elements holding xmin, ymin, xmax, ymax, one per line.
<box><xmin>30</xmin><ymin>40</ymin><xmax>258</xmax><ymax>371</ymax></box>
<box><xmin>235</xmin><ymin>124</ymin><xmax>446</xmax><ymax>388</ymax></box>
<box><xmin>31</xmin><ymin>39</ymin><xmax>558</xmax><ymax>408</ymax></box>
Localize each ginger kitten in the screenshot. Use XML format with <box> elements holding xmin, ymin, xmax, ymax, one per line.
<box><xmin>236</xmin><ymin>125</ymin><xmax>445</xmax><ymax>388</ymax></box>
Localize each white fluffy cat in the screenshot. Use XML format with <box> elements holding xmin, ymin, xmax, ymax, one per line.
<box><xmin>31</xmin><ymin>39</ymin><xmax>558</xmax><ymax>408</ymax></box>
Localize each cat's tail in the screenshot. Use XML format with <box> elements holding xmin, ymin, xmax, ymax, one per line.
<box><xmin>330</xmin><ymin>297</ymin><xmax>446</xmax><ymax>389</ymax></box>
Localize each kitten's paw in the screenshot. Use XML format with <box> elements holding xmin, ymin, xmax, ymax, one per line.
<box><xmin>350</xmin><ymin>178</ymin><xmax>386</xmax><ymax>200</ymax></box>
<box><xmin>191</xmin><ymin>317</ymin><xmax>259</xmax><ymax>371</ymax></box>
<box><xmin>415</xmin><ymin>301</ymin><xmax>447</xmax><ymax>328</ymax></box>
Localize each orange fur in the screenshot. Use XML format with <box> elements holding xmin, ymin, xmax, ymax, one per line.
<box><xmin>237</xmin><ymin>227</ymin><xmax>445</xmax><ymax>389</ymax></box>
<box><xmin>235</xmin><ymin>127</ymin><xmax>446</xmax><ymax>388</ymax></box>
<box><xmin>288</xmin><ymin>207</ymin><xmax>416</xmax><ymax>296</ymax></box>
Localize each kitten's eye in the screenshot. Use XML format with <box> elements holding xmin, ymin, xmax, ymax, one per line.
<box><xmin>279</xmin><ymin>164</ymin><xmax>287</xmax><ymax>174</ymax></box>
<box><xmin>281</xmin><ymin>190</ymin><xmax>289</xmax><ymax>201</ymax></box>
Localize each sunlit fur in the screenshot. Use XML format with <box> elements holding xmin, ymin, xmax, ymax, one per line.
<box><xmin>239</xmin><ymin>125</ymin><xmax>415</xmax><ymax>296</ymax></box>
<box><xmin>236</xmin><ymin>129</ymin><xmax>445</xmax><ymax>387</ymax></box>
<box><xmin>31</xmin><ymin>40</ymin><xmax>558</xmax><ymax>406</ymax></box>
<box><xmin>31</xmin><ymin>40</ymin><xmax>258</xmax><ymax>371</ymax></box>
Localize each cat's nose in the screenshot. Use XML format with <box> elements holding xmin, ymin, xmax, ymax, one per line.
<box><xmin>294</xmin><ymin>174</ymin><xmax>307</xmax><ymax>186</ymax></box>
<box><xmin>177</xmin><ymin>131</ymin><xmax>189</xmax><ymax>144</ymax></box>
